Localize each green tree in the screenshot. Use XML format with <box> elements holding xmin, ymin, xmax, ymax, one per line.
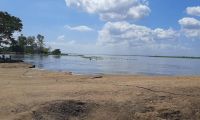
<box><xmin>18</xmin><ymin>34</ymin><xmax>27</xmax><ymax>52</ymax></box>
<box><xmin>51</xmin><ymin>49</ymin><xmax>61</xmax><ymax>55</ymax></box>
<box><xmin>27</xmin><ymin>36</ymin><xmax>35</xmax><ymax>46</ymax></box>
<box><xmin>18</xmin><ymin>34</ymin><xmax>27</xmax><ymax>47</ymax></box>
<box><xmin>0</xmin><ymin>11</ymin><xmax>23</xmax><ymax>47</ymax></box>
<box><xmin>26</xmin><ymin>36</ymin><xmax>36</xmax><ymax>54</ymax></box>
<box><xmin>43</xmin><ymin>47</ymin><xmax>51</xmax><ymax>54</ymax></box>
<box><xmin>36</xmin><ymin>34</ymin><xmax>44</xmax><ymax>53</ymax></box>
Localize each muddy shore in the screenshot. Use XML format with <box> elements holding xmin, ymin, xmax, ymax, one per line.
<box><xmin>0</xmin><ymin>63</ymin><xmax>200</xmax><ymax>120</ymax></box>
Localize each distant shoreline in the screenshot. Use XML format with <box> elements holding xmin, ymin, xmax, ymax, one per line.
<box><xmin>123</xmin><ymin>55</ymin><xmax>200</xmax><ymax>59</ymax></box>
<box><xmin>148</xmin><ymin>55</ymin><xmax>200</xmax><ymax>59</ymax></box>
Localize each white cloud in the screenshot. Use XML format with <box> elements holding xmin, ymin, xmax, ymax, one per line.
<box><xmin>179</xmin><ymin>17</ymin><xmax>200</xmax><ymax>29</ymax></box>
<box><xmin>65</xmin><ymin>25</ymin><xmax>94</xmax><ymax>32</ymax></box>
<box><xmin>97</xmin><ymin>21</ymin><xmax>178</xmax><ymax>46</ymax></box>
<box><xmin>65</xmin><ymin>0</ymin><xmax>136</xmax><ymax>13</ymax></box>
<box><xmin>47</xmin><ymin>40</ymin><xmax>103</xmax><ymax>54</ymax></box>
<box><xmin>47</xmin><ymin>35</ymin><xmax>77</xmax><ymax>51</ymax></box>
<box><xmin>99</xmin><ymin>12</ymin><xmax>127</xmax><ymax>21</ymax></box>
<box><xmin>181</xmin><ymin>29</ymin><xmax>200</xmax><ymax>38</ymax></box>
<box><xmin>62</xmin><ymin>1</ymin><xmax>199</xmax><ymax>54</ymax></box>
<box><xmin>128</xmin><ymin>4</ymin><xmax>151</xmax><ymax>19</ymax></box>
<box><xmin>178</xmin><ymin>17</ymin><xmax>200</xmax><ymax>38</ymax></box>
<box><xmin>186</xmin><ymin>6</ymin><xmax>200</xmax><ymax>17</ymax></box>
<box><xmin>53</xmin><ymin>35</ymin><xmax>75</xmax><ymax>45</ymax></box>
<box><xmin>57</xmin><ymin>35</ymin><xmax>65</xmax><ymax>41</ymax></box>
<box><xmin>56</xmin><ymin>35</ymin><xmax>76</xmax><ymax>45</ymax></box>
<box><xmin>154</xmin><ymin>28</ymin><xmax>179</xmax><ymax>40</ymax></box>
<box><xmin>65</xmin><ymin>0</ymin><xmax>150</xmax><ymax>21</ymax></box>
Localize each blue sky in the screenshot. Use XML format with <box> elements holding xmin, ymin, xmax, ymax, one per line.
<box><xmin>0</xmin><ymin>0</ymin><xmax>200</xmax><ymax>56</ymax></box>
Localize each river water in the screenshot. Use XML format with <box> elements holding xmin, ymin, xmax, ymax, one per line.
<box><xmin>12</xmin><ymin>54</ymin><xmax>200</xmax><ymax>76</ymax></box>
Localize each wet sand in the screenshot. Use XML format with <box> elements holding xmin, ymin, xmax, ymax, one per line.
<box><xmin>0</xmin><ymin>63</ymin><xmax>200</xmax><ymax>120</ymax></box>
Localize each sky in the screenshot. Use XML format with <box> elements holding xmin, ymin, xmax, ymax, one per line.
<box><xmin>0</xmin><ymin>0</ymin><xmax>200</xmax><ymax>56</ymax></box>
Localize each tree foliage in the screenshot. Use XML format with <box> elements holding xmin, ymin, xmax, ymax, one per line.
<box><xmin>51</xmin><ymin>49</ymin><xmax>61</xmax><ymax>55</ymax></box>
<box><xmin>36</xmin><ymin>34</ymin><xmax>44</xmax><ymax>53</ymax></box>
<box><xmin>0</xmin><ymin>11</ymin><xmax>61</xmax><ymax>55</ymax></box>
<box><xmin>9</xmin><ymin>34</ymin><xmax>51</xmax><ymax>54</ymax></box>
<box><xmin>0</xmin><ymin>11</ymin><xmax>23</xmax><ymax>47</ymax></box>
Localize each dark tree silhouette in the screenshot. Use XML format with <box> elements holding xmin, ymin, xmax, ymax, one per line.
<box><xmin>0</xmin><ymin>11</ymin><xmax>23</xmax><ymax>47</ymax></box>
<box><xmin>52</xmin><ymin>49</ymin><xmax>61</xmax><ymax>55</ymax></box>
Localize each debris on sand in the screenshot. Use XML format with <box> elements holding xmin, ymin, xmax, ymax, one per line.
<box><xmin>29</xmin><ymin>65</ymin><xmax>36</xmax><ymax>68</ymax></box>
<box><xmin>90</xmin><ymin>75</ymin><xmax>103</xmax><ymax>79</ymax></box>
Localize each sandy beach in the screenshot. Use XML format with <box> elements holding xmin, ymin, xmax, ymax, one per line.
<box><xmin>0</xmin><ymin>63</ymin><xmax>200</xmax><ymax>120</ymax></box>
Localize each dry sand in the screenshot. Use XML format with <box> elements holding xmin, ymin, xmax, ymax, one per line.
<box><xmin>0</xmin><ymin>63</ymin><xmax>200</xmax><ymax>120</ymax></box>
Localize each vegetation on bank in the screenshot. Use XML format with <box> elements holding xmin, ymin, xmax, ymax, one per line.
<box><xmin>149</xmin><ymin>56</ymin><xmax>200</xmax><ymax>59</ymax></box>
<box><xmin>51</xmin><ymin>49</ymin><xmax>61</xmax><ymax>55</ymax></box>
<box><xmin>1</xmin><ymin>34</ymin><xmax>50</xmax><ymax>54</ymax></box>
<box><xmin>0</xmin><ymin>11</ymin><xmax>61</xmax><ymax>56</ymax></box>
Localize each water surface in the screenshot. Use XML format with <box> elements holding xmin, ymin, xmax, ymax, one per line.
<box><xmin>12</xmin><ymin>54</ymin><xmax>200</xmax><ymax>76</ymax></box>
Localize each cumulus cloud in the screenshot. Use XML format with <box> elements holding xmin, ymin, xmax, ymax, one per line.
<box><xmin>63</xmin><ymin>1</ymin><xmax>198</xmax><ymax>53</ymax></box>
<box><xmin>65</xmin><ymin>0</ymin><xmax>150</xmax><ymax>21</ymax></box>
<box><xmin>186</xmin><ymin>6</ymin><xmax>200</xmax><ymax>17</ymax></box>
<box><xmin>179</xmin><ymin>17</ymin><xmax>200</xmax><ymax>29</ymax></box>
<box><xmin>98</xmin><ymin>21</ymin><xmax>178</xmax><ymax>46</ymax></box>
<box><xmin>154</xmin><ymin>28</ymin><xmax>179</xmax><ymax>40</ymax></box>
<box><xmin>65</xmin><ymin>25</ymin><xmax>94</xmax><ymax>32</ymax></box>
<box><xmin>127</xmin><ymin>4</ymin><xmax>150</xmax><ymax>19</ymax></box>
<box><xmin>178</xmin><ymin>17</ymin><xmax>200</xmax><ymax>38</ymax></box>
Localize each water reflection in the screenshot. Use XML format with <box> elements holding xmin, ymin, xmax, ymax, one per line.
<box><xmin>52</xmin><ymin>55</ymin><xmax>61</xmax><ymax>59</ymax></box>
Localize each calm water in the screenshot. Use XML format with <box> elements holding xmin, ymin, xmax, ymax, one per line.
<box><xmin>12</xmin><ymin>54</ymin><xmax>200</xmax><ymax>76</ymax></box>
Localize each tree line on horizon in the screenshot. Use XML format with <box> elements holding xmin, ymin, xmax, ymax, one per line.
<box><xmin>0</xmin><ymin>11</ymin><xmax>61</xmax><ymax>55</ymax></box>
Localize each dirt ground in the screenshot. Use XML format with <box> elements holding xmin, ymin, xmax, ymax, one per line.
<box><xmin>0</xmin><ymin>63</ymin><xmax>200</xmax><ymax>120</ymax></box>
